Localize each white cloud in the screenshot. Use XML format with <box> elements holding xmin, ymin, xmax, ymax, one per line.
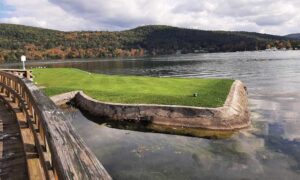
<box><xmin>1</xmin><ymin>0</ymin><xmax>96</xmax><ymax>31</ymax></box>
<box><xmin>1</xmin><ymin>0</ymin><xmax>300</xmax><ymax>35</ymax></box>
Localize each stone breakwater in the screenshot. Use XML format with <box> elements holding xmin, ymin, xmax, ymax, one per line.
<box><xmin>51</xmin><ymin>80</ymin><xmax>250</xmax><ymax>131</ymax></box>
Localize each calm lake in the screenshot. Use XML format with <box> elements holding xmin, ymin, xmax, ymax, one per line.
<box><xmin>3</xmin><ymin>51</ymin><xmax>300</xmax><ymax>179</ymax></box>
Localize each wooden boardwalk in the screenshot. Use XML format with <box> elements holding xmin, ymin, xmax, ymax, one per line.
<box><xmin>0</xmin><ymin>69</ymin><xmax>112</xmax><ymax>180</ymax></box>
<box><xmin>0</xmin><ymin>99</ymin><xmax>28</xmax><ymax>180</ymax></box>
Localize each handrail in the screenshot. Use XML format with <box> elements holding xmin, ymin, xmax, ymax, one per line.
<box><xmin>0</xmin><ymin>70</ymin><xmax>112</xmax><ymax>180</ymax></box>
<box><xmin>0</xmin><ymin>69</ymin><xmax>33</xmax><ymax>80</ymax></box>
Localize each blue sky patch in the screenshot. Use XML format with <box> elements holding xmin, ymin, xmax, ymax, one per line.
<box><xmin>0</xmin><ymin>1</ymin><xmax>15</xmax><ymax>18</ymax></box>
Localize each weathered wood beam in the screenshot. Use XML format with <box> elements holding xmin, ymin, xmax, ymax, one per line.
<box><xmin>0</xmin><ymin>70</ymin><xmax>112</xmax><ymax>180</ymax></box>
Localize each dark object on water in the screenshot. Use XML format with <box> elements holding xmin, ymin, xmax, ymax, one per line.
<box><xmin>193</xmin><ymin>93</ymin><xmax>198</xmax><ymax>97</ymax></box>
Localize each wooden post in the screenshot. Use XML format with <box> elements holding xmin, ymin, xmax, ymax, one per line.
<box><xmin>26</xmin><ymin>70</ymin><xmax>31</xmax><ymax>80</ymax></box>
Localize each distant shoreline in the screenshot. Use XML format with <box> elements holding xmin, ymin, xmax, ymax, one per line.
<box><xmin>1</xmin><ymin>23</ymin><xmax>299</xmax><ymax>63</ymax></box>
<box><xmin>2</xmin><ymin>49</ymin><xmax>300</xmax><ymax>67</ymax></box>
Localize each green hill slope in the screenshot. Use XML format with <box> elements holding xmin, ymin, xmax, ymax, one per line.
<box><xmin>0</xmin><ymin>24</ymin><xmax>299</xmax><ymax>63</ymax></box>
<box><xmin>285</xmin><ymin>33</ymin><xmax>300</xmax><ymax>40</ymax></box>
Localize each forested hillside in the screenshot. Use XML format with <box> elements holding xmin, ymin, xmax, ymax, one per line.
<box><xmin>0</xmin><ymin>24</ymin><xmax>299</xmax><ymax>63</ymax></box>
<box><xmin>285</xmin><ymin>33</ymin><xmax>300</xmax><ymax>40</ymax></box>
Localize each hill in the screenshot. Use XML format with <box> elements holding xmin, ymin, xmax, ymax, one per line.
<box><xmin>0</xmin><ymin>23</ymin><xmax>299</xmax><ymax>63</ymax></box>
<box><xmin>285</xmin><ymin>33</ymin><xmax>300</xmax><ymax>40</ymax></box>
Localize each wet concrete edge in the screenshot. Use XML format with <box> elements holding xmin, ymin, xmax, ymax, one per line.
<box><xmin>51</xmin><ymin>80</ymin><xmax>250</xmax><ymax>130</ymax></box>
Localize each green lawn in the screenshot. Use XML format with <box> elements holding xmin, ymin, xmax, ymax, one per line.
<box><xmin>32</xmin><ymin>68</ymin><xmax>234</xmax><ymax>107</ymax></box>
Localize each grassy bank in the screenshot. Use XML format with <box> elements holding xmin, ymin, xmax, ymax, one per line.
<box><xmin>33</xmin><ymin>68</ymin><xmax>233</xmax><ymax>107</ymax></box>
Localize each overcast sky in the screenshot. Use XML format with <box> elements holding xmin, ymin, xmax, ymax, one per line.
<box><xmin>0</xmin><ymin>0</ymin><xmax>299</xmax><ymax>35</ymax></box>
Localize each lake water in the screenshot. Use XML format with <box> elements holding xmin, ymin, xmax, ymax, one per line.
<box><xmin>3</xmin><ymin>51</ymin><xmax>300</xmax><ymax>179</ymax></box>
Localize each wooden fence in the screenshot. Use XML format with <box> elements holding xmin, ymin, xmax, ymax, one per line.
<box><xmin>0</xmin><ymin>70</ymin><xmax>112</xmax><ymax>180</ymax></box>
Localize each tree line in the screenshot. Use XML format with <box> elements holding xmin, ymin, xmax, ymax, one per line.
<box><xmin>0</xmin><ymin>24</ymin><xmax>299</xmax><ymax>63</ymax></box>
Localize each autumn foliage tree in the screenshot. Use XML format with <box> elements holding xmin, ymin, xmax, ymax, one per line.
<box><xmin>1</xmin><ymin>23</ymin><xmax>300</xmax><ymax>63</ymax></box>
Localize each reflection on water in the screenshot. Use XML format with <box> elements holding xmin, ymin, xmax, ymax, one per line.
<box><xmin>5</xmin><ymin>51</ymin><xmax>300</xmax><ymax>179</ymax></box>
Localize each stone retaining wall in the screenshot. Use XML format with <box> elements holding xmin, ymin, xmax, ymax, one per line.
<box><xmin>53</xmin><ymin>80</ymin><xmax>250</xmax><ymax>131</ymax></box>
<box><xmin>51</xmin><ymin>91</ymin><xmax>79</xmax><ymax>105</ymax></box>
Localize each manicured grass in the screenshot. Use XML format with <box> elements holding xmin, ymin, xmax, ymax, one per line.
<box><xmin>32</xmin><ymin>68</ymin><xmax>234</xmax><ymax>107</ymax></box>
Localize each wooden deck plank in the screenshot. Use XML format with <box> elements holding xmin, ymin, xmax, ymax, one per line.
<box><xmin>0</xmin><ymin>95</ymin><xmax>45</xmax><ymax>180</ymax></box>
<box><xmin>20</xmin><ymin>124</ymin><xmax>46</xmax><ymax>180</ymax></box>
<box><xmin>0</xmin><ymin>100</ymin><xmax>28</xmax><ymax>180</ymax></box>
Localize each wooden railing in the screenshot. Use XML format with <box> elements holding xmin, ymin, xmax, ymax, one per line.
<box><xmin>0</xmin><ymin>70</ymin><xmax>112</xmax><ymax>180</ymax></box>
<box><xmin>0</xmin><ymin>69</ymin><xmax>33</xmax><ymax>80</ymax></box>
